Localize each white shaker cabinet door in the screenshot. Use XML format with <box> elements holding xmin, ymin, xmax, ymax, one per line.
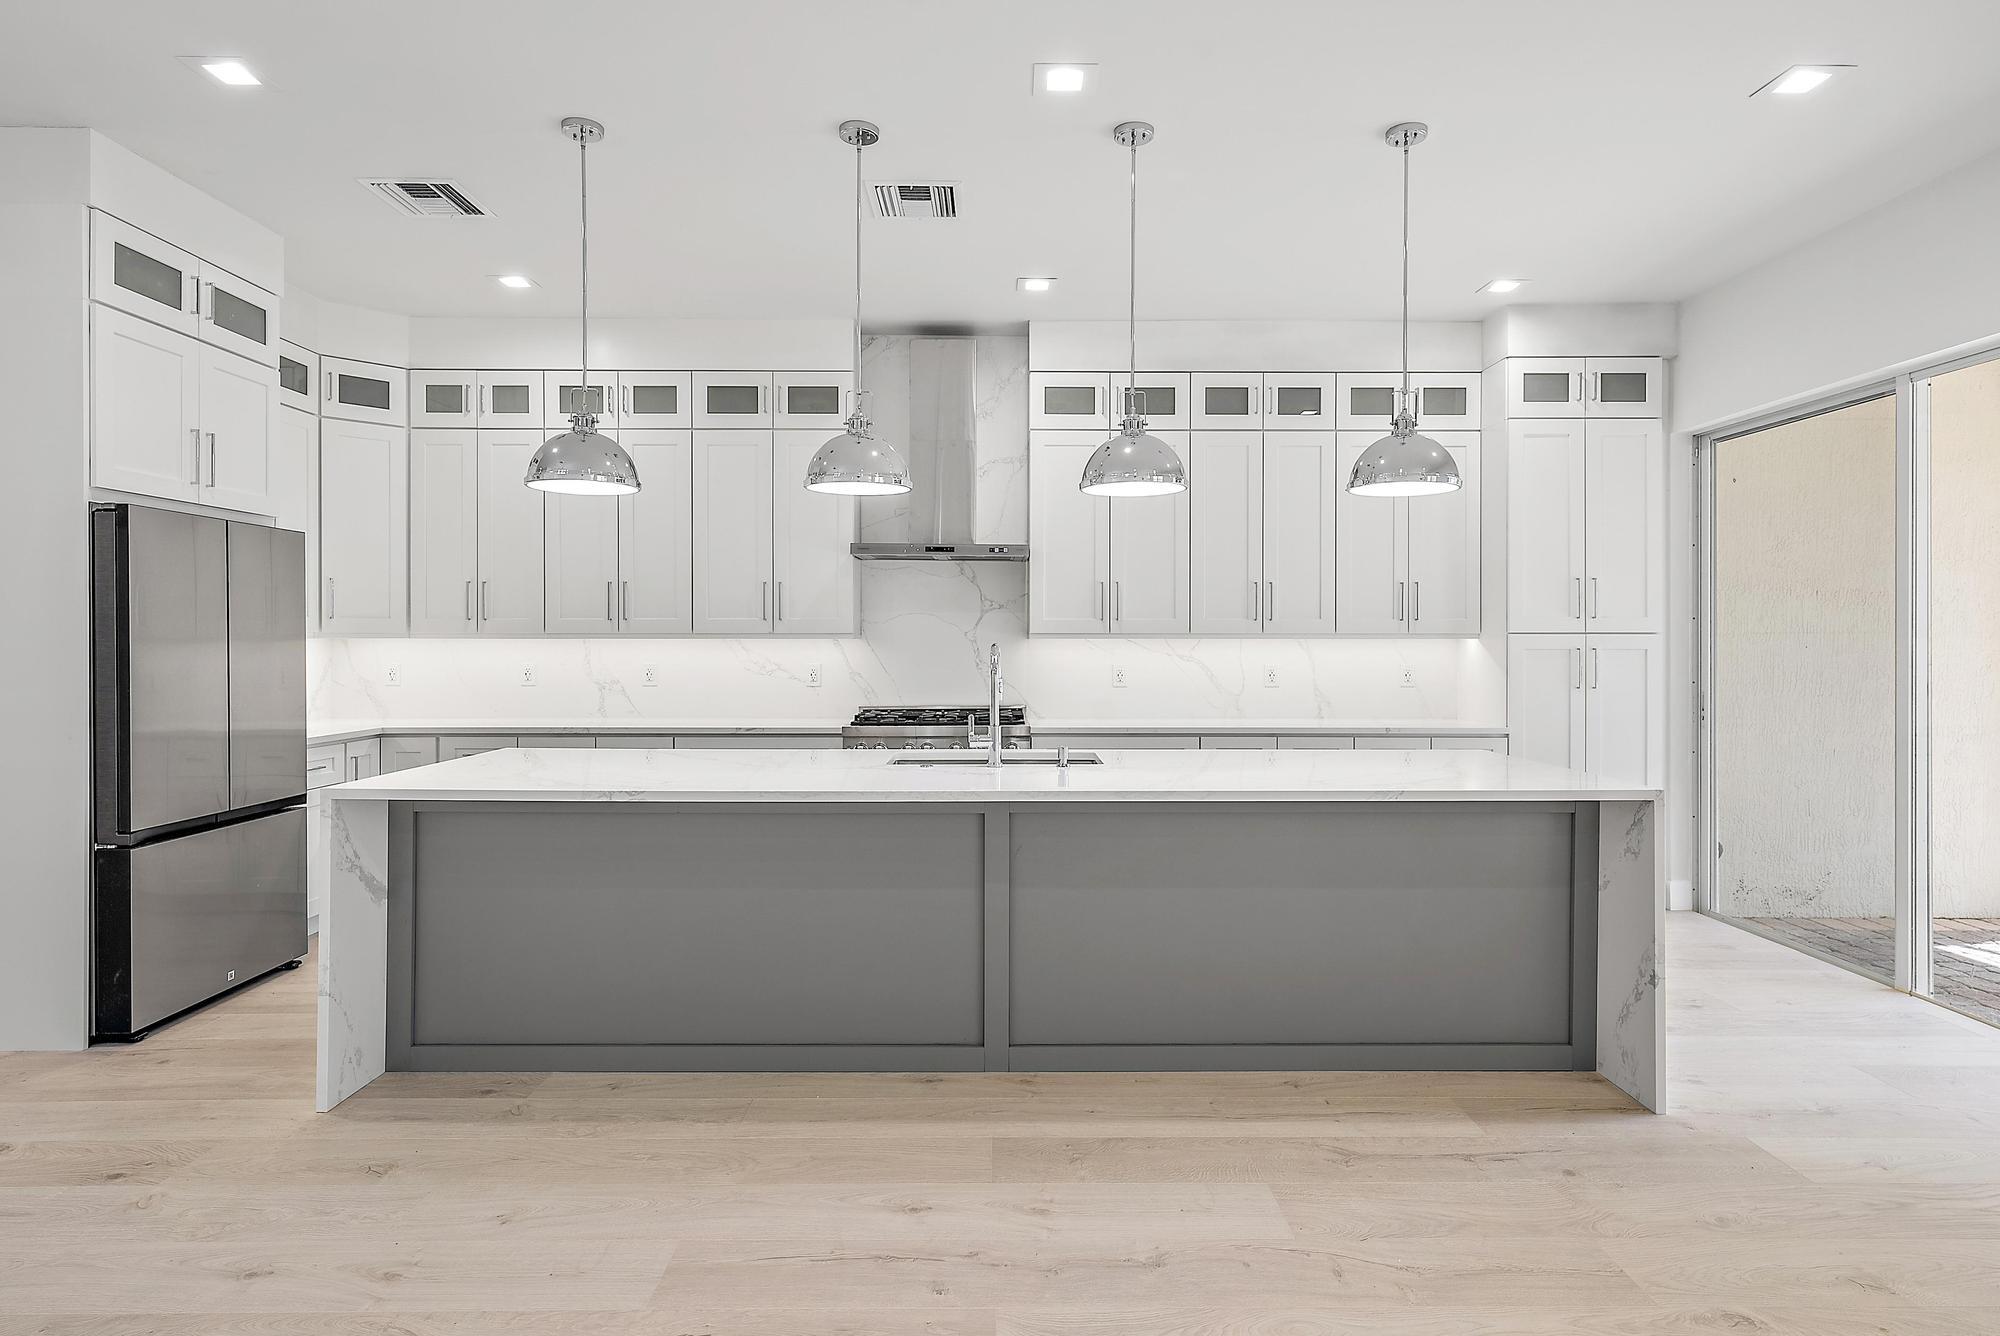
<box><xmin>772</xmin><ymin>372</ymin><xmax>853</xmax><ymax>431</ymax></box>
<box><xmin>1261</xmin><ymin>373</ymin><xmax>1340</xmax><ymax>430</ymax></box>
<box><xmin>1029</xmin><ymin>433</ymin><xmax>1112</xmax><ymax>634</ymax></box>
<box><xmin>1507</xmin><ymin>634</ymin><xmax>1587</xmax><ymax>773</ymax></box>
<box><xmin>1507</xmin><ymin>419</ymin><xmax>1587</xmax><ymax>633</ymax></box>
<box><xmin>91</xmin><ymin>306</ymin><xmax>200</xmax><ymax>502</ymax></box>
<box><xmin>692</xmin><ymin>373</ymin><xmax>773</xmax><ymax>429</ymax></box>
<box><xmin>477</xmin><ymin>371</ymin><xmax>544</xmax><ymax>427</ymax></box>
<box><xmin>321</xmin><ymin>356</ymin><xmax>406</xmax><ymax>427</ymax></box>
<box><xmin>474</xmin><ymin>432</ymin><xmax>547</xmax><ymax>635</ymax></box>
<box><xmin>692</xmin><ymin>430</ymin><xmax>775</xmax><ymax>633</ymax></box>
<box><xmin>197</xmin><ymin>344</ymin><xmax>275</xmax><ymax>515</ymax></box>
<box><xmin>772</xmin><ymin>430</ymin><xmax>858</xmax><ymax>635</ymax></box>
<box><xmin>1260</xmin><ymin>430</ymin><xmax>1340</xmax><ymax>635</ymax></box>
<box><xmin>544</xmin><ymin>374</ymin><xmax>619</xmax><ymax>429</ymax></box>
<box><xmin>618</xmin><ymin>431</ymin><xmax>694</xmax><ymax>635</ymax></box>
<box><xmin>410</xmin><ymin>371</ymin><xmax>479</xmax><ymax>428</ymax></box>
<box><xmin>317</xmin><ymin>419</ymin><xmax>407</xmax><ymax>635</ymax></box>
<box><xmin>1585</xmin><ymin>357</ymin><xmax>1664</xmax><ymax>419</ymax></box>
<box><xmin>90</xmin><ymin>212</ymin><xmax>198</xmax><ymax>335</ymax></box>
<box><xmin>1585</xmin><ymin>633</ymin><xmax>1666</xmax><ymax>786</ymax></box>
<box><xmin>1028</xmin><ymin>373</ymin><xmax>1113</xmax><ymax>430</ymax></box>
<box><xmin>1403</xmin><ymin>431</ymin><xmax>1480</xmax><ymax>635</ymax></box>
<box><xmin>1187</xmin><ymin>432</ymin><xmax>1263</xmax><ymax>635</ymax></box>
<box><xmin>1503</xmin><ymin>356</ymin><xmax>1586</xmax><ymax>418</ymax></box>
<box><xmin>1109</xmin><ymin>431</ymin><xmax>1190</xmax><ymax>635</ymax></box>
<box><xmin>1584</xmin><ymin>419</ymin><xmax>1666</xmax><ymax>633</ymax></box>
<box><xmin>543</xmin><ymin>463</ymin><xmax>622</xmax><ymax>635</ymax></box>
<box><xmin>1334</xmin><ymin>430</ymin><xmax>1406</xmax><ymax>634</ymax></box>
<box><xmin>408</xmin><ymin>430</ymin><xmax>479</xmax><ymax>637</ymax></box>
<box><xmin>196</xmin><ymin>265</ymin><xmax>279</xmax><ymax>366</ymax></box>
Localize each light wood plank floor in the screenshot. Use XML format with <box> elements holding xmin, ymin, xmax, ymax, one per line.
<box><xmin>1743</xmin><ymin>913</ymin><xmax>2000</xmax><ymax>1027</ymax></box>
<box><xmin>6</xmin><ymin>912</ymin><xmax>2000</xmax><ymax>1333</ymax></box>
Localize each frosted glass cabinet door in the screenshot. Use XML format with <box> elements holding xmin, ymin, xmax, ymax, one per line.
<box><xmin>474</xmin><ymin>433</ymin><xmax>548</xmax><ymax>635</ymax></box>
<box><xmin>1260</xmin><ymin>431</ymin><xmax>1340</xmax><ymax>635</ymax></box>
<box><xmin>1403</xmin><ymin>431</ymin><xmax>1480</xmax><ymax>635</ymax></box>
<box><xmin>692</xmin><ymin>430</ymin><xmax>775</xmax><ymax>633</ymax></box>
<box><xmin>617</xmin><ymin>372</ymin><xmax>691</xmax><ymax>427</ymax></box>
<box><xmin>1584</xmin><ymin>419</ymin><xmax>1666</xmax><ymax>632</ymax></box>
<box><xmin>278</xmin><ymin>342</ymin><xmax>317</xmax><ymax>412</ymax></box>
<box><xmin>544</xmin><ymin>469</ymin><xmax>622</xmax><ymax>634</ymax></box>
<box><xmin>1261</xmin><ymin>373</ymin><xmax>1340</xmax><ymax>430</ymax></box>
<box><xmin>197</xmin><ymin>344</ymin><xmax>275</xmax><ymax>515</ymax></box>
<box><xmin>772</xmin><ymin>373</ymin><xmax>853</xmax><ymax>431</ymax></box>
<box><xmin>1029</xmin><ymin>433</ymin><xmax>1112</xmax><ymax>634</ymax></box>
<box><xmin>317</xmin><ymin>419</ymin><xmax>408</xmax><ymax>635</ymax></box>
<box><xmin>90</xmin><ymin>306</ymin><xmax>200</xmax><ymax>502</ymax></box>
<box><xmin>1585</xmin><ymin>633</ymin><xmax>1665</xmax><ymax>785</ymax></box>
<box><xmin>1504</xmin><ymin>357</ymin><xmax>1586</xmax><ymax>419</ymax></box>
<box><xmin>1585</xmin><ymin>357</ymin><xmax>1664</xmax><ymax>419</ymax></box>
<box><xmin>1028</xmin><ymin>373</ymin><xmax>1112</xmax><ymax>430</ymax></box>
<box><xmin>772</xmin><ymin>430</ymin><xmax>859</xmax><ymax>634</ymax></box>
<box><xmin>1189</xmin><ymin>374</ymin><xmax>1264</xmax><ymax>429</ymax></box>
<box><xmin>1124</xmin><ymin>373</ymin><xmax>1190</xmax><ymax>431</ymax></box>
<box><xmin>90</xmin><ymin>212</ymin><xmax>197</xmax><ymax>336</ymax></box>
<box><xmin>693</xmin><ymin>373</ymin><xmax>773</xmax><ymax>429</ymax></box>
<box><xmin>1334</xmin><ymin>431</ymin><xmax>1407</xmax><ymax>634</ymax></box>
<box><xmin>321</xmin><ymin>356</ymin><xmax>407</xmax><ymax>427</ymax></box>
<box><xmin>618</xmin><ymin>431</ymin><xmax>694</xmax><ymax>635</ymax></box>
<box><xmin>544</xmin><ymin>374</ymin><xmax>620</xmax><ymax>429</ymax></box>
<box><xmin>410</xmin><ymin>371</ymin><xmax>479</xmax><ymax>428</ymax></box>
<box><xmin>197</xmin><ymin>265</ymin><xmax>278</xmax><ymax>366</ymax></box>
<box><xmin>1506</xmin><ymin>420</ymin><xmax>1587</xmax><ymax>632</ymax></box>
<box><xmin>1109</xmin><ymin>431</ymin><xmax>1190</xmax><ymax>635</ymax></box>
<box><xmin>1506</xmin><ymin>634</ymin><xmax>1586</xmax><ymax>773</ymax></box>
<box><xmin>477</xmin><ymin>372</ymin><xmax>544</xmax><ymax>426</ymax></box>
<box><xmin>408</xmin><ymin>430</ymin><xmax>479</xmax><ymax>637</ymax></box>
<box><xmin>1188</xmin><ymin>432</ymin><xmax>1263</xmax><ymax>634</ymax></box>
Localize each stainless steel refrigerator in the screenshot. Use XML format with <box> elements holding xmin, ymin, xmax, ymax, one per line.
<box><xmin>91</xmin><ymin>504</ymin><xmax>308</xmax><ymax>1040</ymax></box>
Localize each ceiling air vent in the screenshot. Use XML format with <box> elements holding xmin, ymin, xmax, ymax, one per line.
<box><xmin>359</xmin><ymin>178</ymin><xmax>488</xmax><ymax>218</ymax></box>
<box><xmin>872</xmin><ymin>182</ymin><xmax>958</xmax><ymax>219</ymax></box>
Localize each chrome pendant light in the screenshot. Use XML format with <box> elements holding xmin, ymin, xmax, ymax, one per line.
<box><xmin>526</xmin><ymin>116</ymin><xmax>641</xmax><ymax>496</ymax></box>
<box><xmin>805</xmin><ymin>120</ymin><xmax>911</xmax><ymax>496</ymax></box>
<box><xmin>1081</xmin><ymin>121</ymin><xmax>1185</xmax><ymax>498</ymax></box>
<box><xmin>1346</xmin><ymin>122</ymin><xmax>1461</xmax><ymax>498</ymax></box>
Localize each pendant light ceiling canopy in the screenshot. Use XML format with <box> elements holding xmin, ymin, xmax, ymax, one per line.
<box><xmin>526</xmin><ymin>116</ymin><xmax>642</xmax><ymax>496</ymax></box>
<box><xmin>805</xmin><ymin>119</ymin><xmax>912</xmax><ymax>496</ymax></box>
<box><xmin>1346</xmin><ymin>121</ymin><xmax>1462</xmax><ymax>499</ymax></box>
<box><xmin>1081</xmin><ymin>121</ymin><xmax>1186</xmax><ymax>499</ymax></box>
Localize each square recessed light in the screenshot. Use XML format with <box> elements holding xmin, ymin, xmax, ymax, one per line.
<box><xmin>1479</xmin><ymin>278</ymin><xmax>1527</xmax><ymax>294</ymax></box>
<box><xmin>1752</xmin><ymin>63</ymin><xmax>1852</xmax><ymax>98</ymax></box>
<box><xmin>1016</xmin><ymin>277</ymin><xmax>1057</xmax><ymax>292</ymax></box>
<box><xmin>198</xmin><ymin>59</ymin><xmax>260</xmax><ymax>86</ymax></box>
<box><xmin>1032</xmin><ymin>63</ymin><xmax>1095</xmax><ymax>95</ymax></box>
<box><xmin>493</xmin><ymin>274</ymin><xmax>535</xmax><ymax>289</ymax></box>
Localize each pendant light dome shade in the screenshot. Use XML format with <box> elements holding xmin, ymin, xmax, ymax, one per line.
<box><xmin>806</xmin><ymin>119</ymin><xmax>911</xmax><ymax>496</ymax></box>
<box><xmin>1347</xmin><ymin>425</ymin><xmax>1460</xmax><ymax>497</ymax></box>
<box><xmin>526</xmin><ymin>115</ymin><xmax>640</xmax><ymax>496</ymax></box>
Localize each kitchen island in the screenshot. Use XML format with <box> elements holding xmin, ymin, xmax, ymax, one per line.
<box><xmin>317</xmin><ymin>747</ymin><xmax>1665</xmax><ymax>1111</ymax></box>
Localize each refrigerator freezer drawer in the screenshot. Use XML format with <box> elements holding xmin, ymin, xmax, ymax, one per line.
<box><xmin>94</xmin><ymin>806</ymin><xmax>306</xmax><ymax>1038</ymax></box>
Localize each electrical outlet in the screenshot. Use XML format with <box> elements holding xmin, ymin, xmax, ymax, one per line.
<box><xmin>641</xmin><ymin>664</ymin><xmax>659</xmax><ymax>687</ymax></box>
<box><xmin>520</xmin><ymin>665</ymin><xmax>536</xmax><ymax>687</ymax></box>
<box><xmin>386</xmin><ymin>665</ymin><xmax>401</xmax><ymax>686</ymax></box>
<box><xmin>807</xmin><ymin>663</ymin><xmax>823</xmax><ymax>688</ymax></box>
<box><xmin>1263</xmin><ymin>666</ymin><xmax>1280</xmax><ymax>689</ymax></box>
<box><xmin>1112</xmin><ymin>665</ymin><xmax>1128</xmax><ymax>689</ymax></box>
<box><xmin>1400</xmin><ymin>667</ymin><xmax>1416</xmax><ymax>688</ymax></box>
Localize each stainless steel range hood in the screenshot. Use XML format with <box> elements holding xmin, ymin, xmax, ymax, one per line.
<box><xmin>850</xmin><ymin>337</ymin><xmax>1027</xmax><ymax>562</ymax></box>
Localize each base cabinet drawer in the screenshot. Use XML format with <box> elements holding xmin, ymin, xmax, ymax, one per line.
<box><xmin>306</xmin><ymin>744</ymin><xmax>345</xmax><ymax>790</ymax></box>
<box><xmin>674</xmin><ymin>735</ymin><xmax>838</xmax><ymax>749</ymax></box>
<box><xmin>1276</xmin><ymin>736</ymin><xmax>1357</xmax><ymax>749</ymax></box>
<box><xmin>518</xmin><ymin>735</ymin><xmax>596</xmax><ymax>749</ymax></box>
<box><xmin>1199</xmin><ymin>735</ymin><xmax>1276</xmax><ymax>749</ymax></box>
<box><xmin>437</xmin><ymin>735</ymin><xmax>516</xmax><ymax>760</ymax></box>
<box><xmin>1037</xmin><ymin>734</ymin><xmax>1200</xmax><ymax>750</ymax></box>
<box><xmin>1353</xmin><ymin>736</ymin><xmax>1433</xmax><ymax>751</ymax></box>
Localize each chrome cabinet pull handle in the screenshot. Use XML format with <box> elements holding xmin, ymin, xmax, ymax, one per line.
<box><xmin>326</xmin><ymin>577</ymin><xmax>335</xmax><ymax>620</ymax></box>
<box><xmin>1590</xmin><ymin>577</ymin><xmax>1599</xmax><ymax>618</ymax></box>
<box><xmin>1114</xmin><ymin>580</ymin><xmax>1122</xmax><ymax>622</ymax></box>
<box><xmin>480</xmin><ymin>581</ymin><xmax>488</xmax><ymax>621</ymax></box>
<box><xmin>1573</xmin><ymin>647</ymin><xmax>1583</xmax><ymax>689</ymax></box>
<box><xmin>761</xmin><ymin>580</ymin><xmax>768</xmax><ymax>621</ymax></box>
<box><xmin>1097</xmin><ymin>580</ymin><xmax>1105</xmax><ymax>621</ymax></box>
<box><xmin>464</xmin><ymin>579</ymin><xmax>472</xmax><ymax>621</ymax></box>
<box><xmin>606</xmin><ymin>580</ymin><xmax>614</xmax><ymax>621</ymax></box>
<box><xmin>622</xmin><ymin>384</ymin><xmax>630</xmax><ymax>416</ymax></box>
<box><xmin>1590</xmin><ymin>647</ymin><xmax>1600</xmax><ymax>688</ymax></box>
<box><xmin>189</xmin><ymin>428</ymin><xmax>201</xmax><ymax>485</ymax></box>
<box><xmin>206</xmin><ymin>432</ymin><xmax>216</xmax><ymax>486</ymax></box>
<box><xmin>1251</xmin><ymin>580</ymin><xmax>1259</xmax><ymax>621</ymax></box>
<box><xmin>621</xmin><ymin>581</ymin><xmax>629</xmax><ymax>622</ymax></box>
<box><xmin>1413</xmin><ymin>580</ymin><xmax>1421</xmax><ymax>623</ymax></box>
<box><xmin>1574</xmin><ymin>372</ymin><xmax>1584</xmax><ymax>404</ymax></box>
<box><xmin>1573</xmin><ymin>576</ymin><xmax>1582</xmax><ymax>619</ymax></box>
<box><xmin>1395</xmin><ymin>581</ymin><xmax>1404</xmax><ymax>622</ymax></box>
<box><xmin>777</xmin><ymin>581</ymin><xmax>785</xmax><ymax>622</ymax></box>
<box><xmin>1266</xmin><ymin>581</ymin><xmax>1274</xmax><ymax>621</ymax></box>
<box><xmin>480</xmin><ymin>383</ymin><xmax>487</xmax><ymax>415</ymax></box>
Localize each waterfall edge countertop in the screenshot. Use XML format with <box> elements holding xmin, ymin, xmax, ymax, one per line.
<box><xmin>324</xmin><ymin>745</ymin><xmax>1658</xmax><ymax>804</ymax></box>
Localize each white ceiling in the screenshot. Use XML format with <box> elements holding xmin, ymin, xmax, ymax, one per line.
<box><xmin>6</xmin><ymin>0</ymin><xmax>2000</xmax><ymax>327</ymax></box>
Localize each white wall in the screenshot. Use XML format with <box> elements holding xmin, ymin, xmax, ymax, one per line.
<box><xmin>0</xmin><ymin>129</ymin><xmax>93</xmax><ymax>1050</ymax></box>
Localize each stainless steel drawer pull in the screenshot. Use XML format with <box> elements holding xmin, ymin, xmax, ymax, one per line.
<box><xmin>1266</xmin><ymin>581</ymin><xmax>1274</xmax><ymax>621</ymax></box>
<box><xmin>189</xmin><ymin>428</ymin><xmax>201</xmax><ymax>485</ymax></box>
<box><xmin>776</xmin><ymin>581</ymin><xmax>785</xmax><ymax>622</ymax></box>
<box><xmin>1413</xmin><ymin>580</ymin><xmax>1421</xmax><ymax>623</ymax></box>
<box><xmin>206</xmin><ymin>432</ymin><xmax>216</xmax><ymax>486</ymax></box>
<box><xmin>1114</xmin><ymin>580</ymin><xmax>1122</xmax><ymax>622</ymax></box>
<box><xmin>621</xmin><ymin>580</ymin><xmax>629</xmax><ymax>622</ymax></box>
<box><xmin>606</xmin><ymin>580</ymin><xmax>614</xmax><ymax>620</ymax></box>
<box><xmin>1250</xmin><ymin>581</ymin><xmax>1259</xmax><ymax>621</ymax></box>
<box><xmin>1395</xmin><ymin>581</ymin><xmax>1404</xmax><ymax>622</ymax></box>
<box><xmin>480</xmin><ymin>581</ymin><xmax>488</xmax><ymax>621</ymax></box>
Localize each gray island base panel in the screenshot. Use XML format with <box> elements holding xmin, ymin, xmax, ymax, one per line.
<box><xmin>318</xmin><ymin>749</ymin><xmax>1664</xmax><ymax>1112</ymax></box>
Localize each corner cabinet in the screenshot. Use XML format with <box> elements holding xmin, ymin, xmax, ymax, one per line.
<box><xmin>1029</xmin><ymin>431</ymin><xmax>1190</xmax><ymax>635</ymax></box>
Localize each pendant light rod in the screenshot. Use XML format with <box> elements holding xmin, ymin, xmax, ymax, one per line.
<box><xmin>838</xmin><ymin>120</ymin><xmax>880</xmax><ymax>415</ymax></box>
<box><xmin>560</xmin><ymin>117</ymin><xmax>604</xmax><ymax>399</ymax></box>
<box><xmin>1111</xmin><ymin>121</ymin><xmax>1153</xmax><ymax>417</ymax></box>
<box><xmin>1384</xmin><ymin>121</ymin><xmax>1427</xmax><ymax>410</ymax></box>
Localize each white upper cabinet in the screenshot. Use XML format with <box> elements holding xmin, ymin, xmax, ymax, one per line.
<box><xmin>91</xmin><ymin>305</ymin><xmax>201</xmax><ymax>501</ymax></box>
<box><xmin>410</xmin><ymin>371</ymin><xmax>479</xmax><ymax>428</ymax></box>
<box><xmin>1029</xmin><ymin>433</ymin><xmax>1112</xmax><ymax>634</ymax></box>
<box><xmin>1261</xmin><ymin>373</ymin><xmax>1340</xmax><ymax>430</ymax></box>
<box><xmin>544</xmin><ymin>471</ymin><xmax>622</xmax><ymax>634</ymax></box>
<box><xmin>618</xmin><ymin>431</ymin><xmax>693</xmax><ymax>635</ymax></box>
<box><xmin>318</xmin><ymin>418</ymin><xmax>407</xmax><ymax>636</ymax></box>
<box><xmin>321</xmin><ymin>356</ymin><xmax>406</xmax><ymax>427</ymax></box>
<box><xmin>196</xmin><ymin>264</ymin><xmax>279</xmax><ymax>366</ymax></box>
<box><xmin>1334</xmin><ymin>374</ymin><xmax>1479</xmax><ymax>434</ymax></box>
<box><xmin>1503</xmin><ymin>357</ymin><xmax>1587</xmax><ymax>418</ymax></box>
<box><xmin>91</xmin><ymin>213</ymin><xmax>198</xmax><ymax>336</ymax></box>
<box><xmin>773</xmin><ymin>372</ymin><xmax>853</xmax><ymax>431</ymax></box>
<box><xmin>693</xmin><ymin>372</ymin><xmax>773</xmax><ymax>429</ymax></box>
<box><xmin>691</xmin><ymin>430</ymin><xmax>775</xmax><ymax>633</ymax></box>
<box><xmin>196</xmin><ymin>344</ymin><xmax>274</xmax><ymax>514</ymax></box>
<box><xmin>1585</xmin><ymin>632</ymin><xmax>1666</xmax><ymax>785</ymax></box>
<box><xmin>1333</xmin><ymin>432</ymin><xmax>1404</xmax><ymax>635</ymax></box>
<box><xmin>1260</xmin><ymin>430</ymin><xmax>1340</xmax><ymax>635</ymax></box>
<box><xmin>1029</xmin><ymin>373</ymin><xmax>1113</xmax><ymax>430</ymax></box>
<box><xmin>1124</xmin><ymin>373</ymin><xmax>1190</xmax><ymax>431</ymax></box>
<box><xmin>1507</xmin><ymin>419</ymin><xmax>1588</xmax><ymax>632</ymax></box>
<box><xmin>1503</xmin><ymin>357</ymin><xmax>1663</xmax><ymax>419</ymax></box>
<box><xmin>544</xmin><ymin>373</ymin><xmax>619</xmax><ymax>428</ymax></box>
<box><xmin>1507</xmin><ymin>634</ymin><xmax>1587</xmax><ymax>772</ymax></box>
<box><xmin>1189</xmin><ymin>374</ymin><xmax>1263</xmax><ymax>429</ymax></box>
<box><xmin>1583</xmin><ymin>419</ymin><xmax>1666</xmax><ymax>632</ymax></box>
<box><xmin>407</xmin><ymin>430</ymin><xmax>479</xmax><ymax>637</ymax></box>
<box><xmin>772</xmin><ymin>430</ymin><xmax>859</xmax><ymax>634</ymax></box>
<box><xmin>1109</xmin><ymin>431</ymin><xmax>1191</xmax><ymax>635</ymax></box>
<box><xmin>477</xmin><ymin>371</ymin><xmax>544</xmax><ymax>426</ymax></box>
<box><xmin>1402</xmin><ymin>432</ymin><xmax>1480</xmax><ymax>635</ymax></box>
<box><xmin>474</xmin><ymin>432</ymin><xmax>546</xmax><ymax>635</ymax></box>
<box><xmin>277</xmin><ymin>342</ymin><xmax>317</xmax><ymax>412</ymax></box>
<box><xmin>1188</xmin><ymin>432</ymin><xmax>1263</xmax><ymax>635</ymax></box>
<box><xmin>617</xmin><ymin>371</ymin><xmax>690</xmax><ymax>428</ymax></box>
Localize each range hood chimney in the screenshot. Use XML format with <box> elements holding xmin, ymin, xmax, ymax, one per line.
<box><xmin>850</xmin><ymin>337</ymin><xmax>1027</xmax><ymax>561</ymax></box>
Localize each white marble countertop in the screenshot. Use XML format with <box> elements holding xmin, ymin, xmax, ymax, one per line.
<box><xmin>325</xmin><ymin>746</ymin><xmax>1658</xmax><ymax>804</ymax></box>
<box><xmin>307</xmin><ymin>717</ymin><xmax>1506</xmax><ymax>746</ymax></box>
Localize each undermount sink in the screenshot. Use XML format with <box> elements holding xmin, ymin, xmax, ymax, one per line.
<box><xmin>889</xmin><ymin>750</ymin><xmax>1103</xmax><ymax>767</ymax></box>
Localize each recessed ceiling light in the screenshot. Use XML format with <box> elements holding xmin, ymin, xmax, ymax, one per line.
<box><xmin>1016</xmin><ymin>277</ymin><xmax>1057</xmax><ymax>292</ymax></box>
<box><xmin>199</xmin><ymin>59</ymin><xmax>260</xmax><ymax>86</ymax></box>
<box><xmin>1751</xmin><ymin>63</ymin><xmax>1853</xmax><ymax>98</ymax></box>
<box><xmin>1032</xmin><ymin>63</ymin><xmax>1095</xmax><ymax>95</ymax></box>
<box><xmin>1479</xmin><ymin>278</ymin><xmax>1526</xmax><ymax>294</ymax></box>
<box><xmin>493</xmin><ymin>274</ymin><xmax>535</xmax><ymax>289</ymax></box>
